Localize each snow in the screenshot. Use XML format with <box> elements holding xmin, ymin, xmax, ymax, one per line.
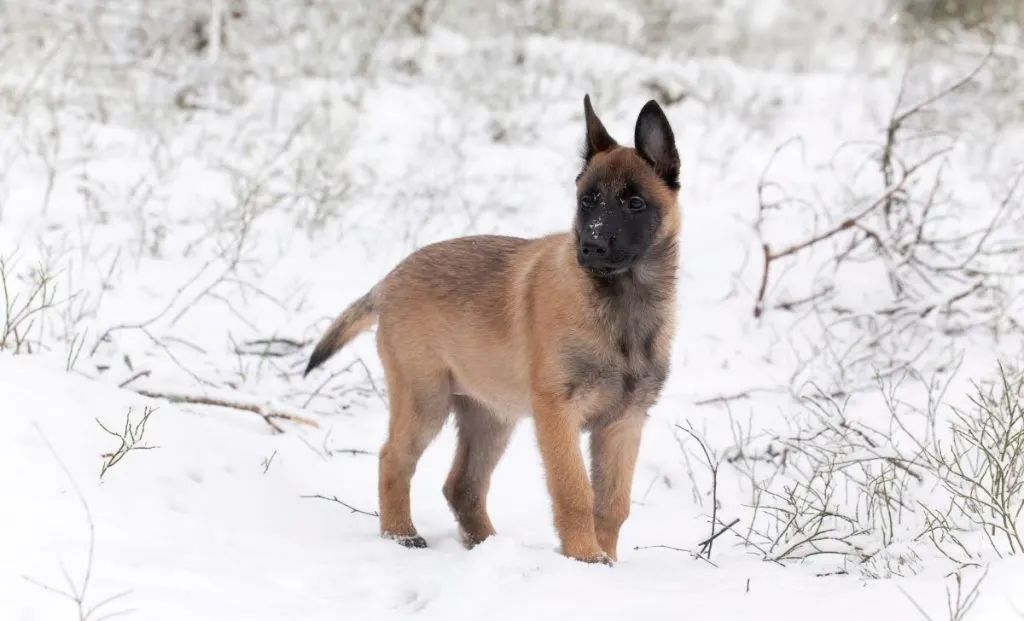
<box><xmin>3</xmin><ymin>351</ymin><xmax>1021</xmax><ymax>620</ymax></box>
<box><xmin>3</xmin><ymin>0</ymin><xmax>1024</xmax><ymax>619</ymax></box>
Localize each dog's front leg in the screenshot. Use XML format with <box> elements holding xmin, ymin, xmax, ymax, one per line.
<box><xmin>589</xmin><ymin>409</ymin><xmax>645</xmax><ymax>561</ymax></box>
<box><xmin>531</xmin><ymin>392</ymin><xmax>609</xmax><ymax>564</ymax></box>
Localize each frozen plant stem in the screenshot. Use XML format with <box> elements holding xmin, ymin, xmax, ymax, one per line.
<box><xmin>899</xmin><ymin>567</ymin><xmax>988</xmax><ymax>621</ymax></box>
<box><xmin>25</xmin><ymin>423</ymin><xmax>133</xmax><ymax>621</ymax></box>
<box><xmin>676</xmin><ymin>422</ymin><xmax>725</xmax><ymax>559</ymax></box>
<box><xmin>98</xmin><ymin>406</ymin><xmax>159</xmax><ymax>479</ymax></box>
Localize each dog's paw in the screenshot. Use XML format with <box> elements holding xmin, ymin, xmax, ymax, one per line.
<box><xmin>383</xmin><ymin>532</ymin><xmax>428</xmax><ymax>549</ymax></box>
<box><xmin>564</xmin><ymin>548</ymin><xmax>614</xmax><ymax>566</ymax></box>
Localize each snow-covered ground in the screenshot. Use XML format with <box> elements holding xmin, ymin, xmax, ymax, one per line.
<box><xmin>3</xmin><ymin>1</ymin><xmax>1024</xmax><ymax>619</ymax></box>
<box><xmin>3</xmin><ymin>351</ymin><xmax>1023</xmax><ymax>620</ymax></box>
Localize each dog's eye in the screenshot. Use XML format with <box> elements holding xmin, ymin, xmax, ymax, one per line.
<box><xmin>627</xmin><ymin>196</ymin><xmax>646</xmax><ymax>212</ymax></box>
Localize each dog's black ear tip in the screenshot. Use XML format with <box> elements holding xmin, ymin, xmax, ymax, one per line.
<box><xmin>639</xmin><ymin>99</ymin><xmax>667</xmax><ymax>117</ymax></box>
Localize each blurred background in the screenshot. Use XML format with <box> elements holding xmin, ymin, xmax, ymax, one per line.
<box><xmin>1</xmin><ymin>0</ymin><xmax>1022</xmax><ymax>421</ymax></box>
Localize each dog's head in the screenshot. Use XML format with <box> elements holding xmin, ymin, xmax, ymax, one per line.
<box><xmin>573</xmin><ymin>95</ymin><xmax>680</xmax><ymax>279</ymax></box>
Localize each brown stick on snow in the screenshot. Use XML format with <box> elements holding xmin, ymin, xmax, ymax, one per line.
<box><xmin>132</xmin><ymin>388</ymin><xmax>320</xmax><ymax>433</ymax></box>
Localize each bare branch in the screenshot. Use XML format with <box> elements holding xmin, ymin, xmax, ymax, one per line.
<box><xmin>300</xmin><ymin>493</ymin><xmax>378</xmax><ymax>518</ymax></box>
<box><xmin>131</xmin><ymin>387</ymin><xmax>320</xmax><ymax>433</ymax></box>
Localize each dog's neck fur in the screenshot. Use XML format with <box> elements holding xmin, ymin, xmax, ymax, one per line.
<box><xmin>579</xmin><ymin>233</ymin><xmax>677</xmax><ymax>366</ymax></box>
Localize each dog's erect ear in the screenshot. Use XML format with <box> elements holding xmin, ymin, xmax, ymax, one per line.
<box><xmin>634</xmin><ymin>100</ymin><xmax>680</xmax><ymax>190</ymax></box>
<box><xmin>581</xmin><ymin>94</ymin><xmax>618</xmax><ymax>166</ymax></box>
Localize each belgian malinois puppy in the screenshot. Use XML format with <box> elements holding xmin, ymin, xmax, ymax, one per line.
<box><xmin>304</xmin><ymin>94</ymin><xmax>680</xmax><ymax>565</ymax></box>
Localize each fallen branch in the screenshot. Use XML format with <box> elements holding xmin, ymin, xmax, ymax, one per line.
<box><xmin>632</xmin><ymin>544</ymin><xmax>720</xmax><ymax>568</ymax></box>
<box><xmin>234</xmin><ymin>337</ymin><xmax>309</xmax><ymax>358</ymax></box>
<box><xmin>692</xmin><ymin>387</ymin><xmax>788</xmax><ymax>407</ymax></box>
<box><xmin>329</xmin><ymin>447</ymin><xmax>374</xmax><ymax>457</ymax></box>
<box><xmin>132</xmin><ymin>387</ymin><xmax>320</xmax><ymax>433</ymax></box>
<box><xmin>118</xmin><ymin>369</ymin><xmax>151</xmax><ymax>388</ymax></box>
<box><xmin>300</xmin><ymin>493</ymin><xmax>379</xmax><ymax>517</ymax></box>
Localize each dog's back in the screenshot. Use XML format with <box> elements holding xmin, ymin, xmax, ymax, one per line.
<box><xmin>374</xmin><ymin>233</ymin><xmax>539</xmax><ymax>418</ymax></box>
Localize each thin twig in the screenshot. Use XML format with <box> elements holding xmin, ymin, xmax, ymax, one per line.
<box><xmin>697</xmin><ymin>518</ymin><xmax>741</xmax><ymax>551</ymax></box>
<box><xmin>117</xmin><ymin>369</ymin><xmax>151</xmax><ymax>388</ymax></box>
<box><xmin>300</xmin><ymin>493</ymin><xmax>379</xmax><ymax>517</ymax></box>
<box><xmin>632</xmin><ymin>544</ymin><xmax>720</xmax><ymax>567</ymax></box>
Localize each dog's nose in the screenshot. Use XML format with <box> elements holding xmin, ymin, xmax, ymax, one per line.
<box><xmin>580</xmin><ymin>238</ymin><xmax>610</xmax><ymax>260</ymax></box>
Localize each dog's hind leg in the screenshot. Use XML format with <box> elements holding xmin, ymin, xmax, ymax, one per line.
<box><xmin>443</xmin><ymin>395</ymin><xmax>516</xmax><ymax>547</ymax></box>
<box><xmin>376</xmin><ymin>338</ymin><xmax>451</xmax><ymax>548</ymax></box>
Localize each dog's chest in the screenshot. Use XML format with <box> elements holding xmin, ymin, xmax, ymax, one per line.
<box><xmin>614</xmin><ymin>323</ymin><xmax>668</xmax><ymax>404</ymax></box>
<box><xmin>562</xmin><ymin>317</ymin><xmax>669</xmax><ymax>426</ymax></box>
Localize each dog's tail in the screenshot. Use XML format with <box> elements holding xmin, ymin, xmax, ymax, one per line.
<box><xmin>304</xmin><ymin>289</ymin><xmax>378</xmax><ymax>377</ymax></box>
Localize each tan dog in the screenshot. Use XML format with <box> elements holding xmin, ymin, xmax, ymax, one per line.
<box><xmin>304</xmin><ymin>94</ymin><xmax>681</xmax><ymax>565</ymax></box>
